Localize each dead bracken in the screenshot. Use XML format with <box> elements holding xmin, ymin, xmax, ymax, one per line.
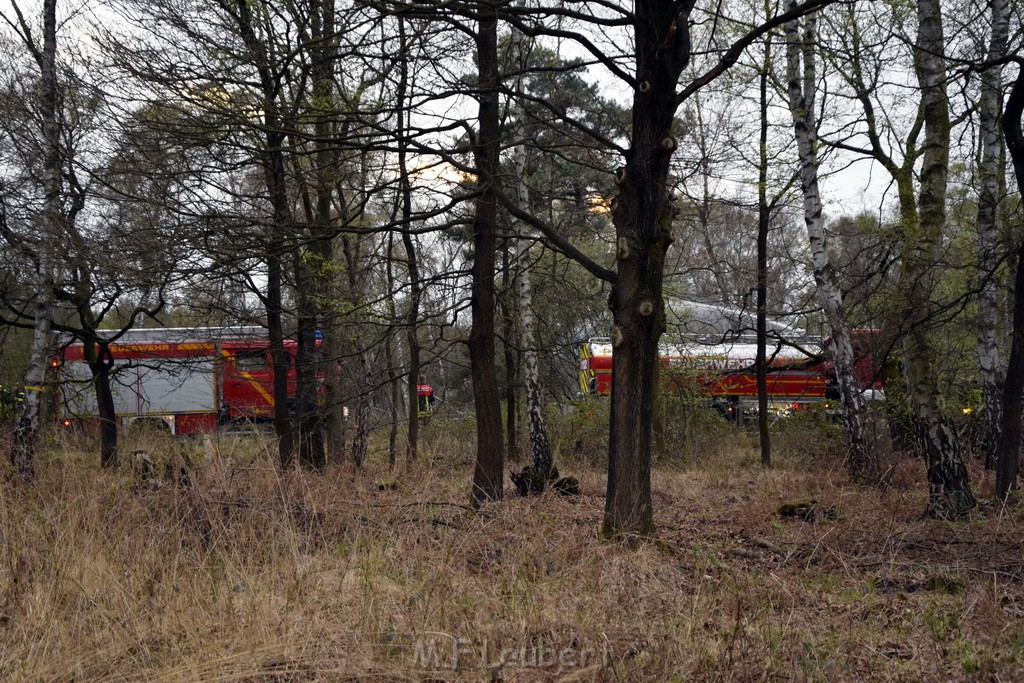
<box><xmin>0</xmin><ymin>424</ymin><xmax>1020</xmax><ymax>680</ymax></box>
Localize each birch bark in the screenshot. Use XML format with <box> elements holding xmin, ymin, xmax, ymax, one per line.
<box><xmin>901</xmin><ymin>0</ymin><xmax>974</xmax><ymax>516</ymax></box>
<box><xmin>784</xmin><ymin>3</ymin><xmax>874</xmax><ymax>483</ymax></box>
<box><xmin>975</xmin><ymin>0</ymin><xmax>1009</xmax><ymax>467</ymax></box>
<box><xmin>10</xmin><ymin>0</ymin><xmax>60</xmax><ymax>482</ymax></box>
<box><xmin>509</xmin><ymin>26</ymin><xmax>553</xmax><ymax>491</ymax></box>
<box><xmin>513</xmin><ymin>143</ymin><xmax>554</xmax><ymax>488</ymax></box>
<box><xmin>826</xmin><ymin>0</ymin><xmax>974</xmax><ymax>513</ymax></box>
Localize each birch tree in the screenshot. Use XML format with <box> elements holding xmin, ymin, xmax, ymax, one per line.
<box><xmin>506</xmin><ymin>28</ymin><xmax>555</xmax><ymax>493</ymax></box>
<box><xmin>903</xmin><ymin>0</ymin><xmax>974</xmax><ymax>515</ymax></box>
<box><xmin>974</xmin><ymin>0</ymin><xmax>1010</xmax><ymax>466</ymax></box>
<box><xmin>822</xmin><ymin>0</ymin><xmax>974</xmax><ymax>516</ymax></box>
<box><xmin>3</xmin><ymin>0</ymin><xmax>60</xmax><ymax>481</ymax></box>
<box><xmin>784</xmin><ymin>0</ymin><xmax>874</xmax><ymax>483</ymax></box>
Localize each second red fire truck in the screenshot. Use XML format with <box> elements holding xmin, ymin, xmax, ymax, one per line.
<box><xmin>578</xmin><ymin>333</ymin><xmax>881</xmax><ymax>419</ymax></box>
<box><xmin>57</xmin><ymin>326</ymin><xmax>302</xmax><ymax>435</ymax></box>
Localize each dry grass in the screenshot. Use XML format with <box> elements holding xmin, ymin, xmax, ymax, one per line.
<box><xmin>1</xmin><ymin>418</ymin><xmax>1023</xmax><ymax>681</ymax></box>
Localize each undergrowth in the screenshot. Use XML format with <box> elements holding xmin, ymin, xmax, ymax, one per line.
<box><xmin>0</xmin><ymin>421</ymin><xmax>1021</xmax><ymax>681</ymax></box>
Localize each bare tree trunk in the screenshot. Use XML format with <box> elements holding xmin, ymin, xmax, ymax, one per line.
<box><xmin>315</xmin><ymin>236</ymin><xmax>344</xmax><ymax>461</ymax></box>
<box><xmin>295</xmin><ymin>256</ymin><xmax>324</xmax><ymax>469</ymax></box>
<box><xmin>516</xmin><ymin>237</ymin><xmax>554</xmax><ymax>481</ymax></box>
<box><xmin>385</xmin><ymin>235</ymin><xmax>400</xmax><ymax>468</ymax></box>
<box><xmin>12</xmin><ymin>309</ymin><xmax>53</xmax><ymax>481</ymax></box>
<box><xmin>351</xmin><ymin>354</ymin><xmax>372</xmax><ymax>467</ymax></box>
<box><xmin>513</xmin><ymin>136</ymin><xmax>554</xmax><ymax>489</ymax></box>
<box><xmin>267</xmin><ymin>245</ymin><xmax>294</xmax><ymax>469</ymax></box>
<box><xmin>231</xmin><ymin>0</ymin><xmax>295</xmax><ymax>468</ymax></box>
<box><xmin>903</xmin><ymin>0</ymin><xmax>974</xmax><ymax>517</ymax></box>
<box><xmin>342</xmin><ymin>235</ymin><xmax>371</xmax><ymax>468</ymax></box>
<box><xmin>604</xmin><ymin>0</ymin><xmax>695</xmax><ymax>537</ymax></box>
<box><xmin>501</xmin><ymin>243</ymin><xmax>520</xmax><ymax>463</ymax></box>
<box><xmin>322</xmin><ymin>317</ymin><xmax>346</xmax><ymax>465</ymax></box>
<box><xmin>292</xmin><ymin>0</ymin><xmax>340</xmax><ymax>471</ymax></box>
<box><xmin>10</xmin><ymin>0</ymin><xmax>60</xmax><ymax>482</ymax></box>
<box><xmin>995</xmin><ymin>58</ymin><xmax>1024</xmax><ymax>499</ymax></box>
<box><xmin>997</xmin><ymin>240</ymin><xmax>1024</xmax><ymax>498</ymax></box>
<box><xmin>84</xmin><ymin>340</ymin><xmax>118</xmax><ymax>468</ymax></box>
<box><xmin>756</xmin><ymin>54</ymin><xmax>771</xmax><ymax>468</ymax></box>
<box><xmin>387</xmin><ymin>334</ymin><xmax>400</xmax><ymax>468</ymax></box>
<box><xmin>785</xmin><ymin>3</ymin><xmax>874</xmax><ymax>482</ymax></box>
<box><xmin>507</xmin><ymin>25</ymin><xmax>553</xmax><ymax>486</ymax></box>
<box><xmin>276</xmin><ymin>0</ymin><xmax>353</xmax><ymax>472</ymax></box>
<box><xmin>396</xmin><ymin>16</ymin><xmax>422</xmax><ymax>463</ymax></box>
<box><xmin>469</xmin><ymin>0</ymin><xmax>505</xmax><ymax>506</ymax></box>
<box><xmin>976</xmin><ymin>0</ymin><xmax>1009</xmax><ymax>468</ymax></box>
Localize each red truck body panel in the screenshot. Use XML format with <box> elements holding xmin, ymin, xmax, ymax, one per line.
<box><xmin>580</xmin><ymin>334</ymin><xmax>882</xmax><ymax>405</ymax></box>
<box><xmin>580</xmin><ymin>338</ymin><xmax>829</xmax><ymax>402</ymax></box>
<box><xmin>57</xmin><ymin>328</ymin><xmax>303</xmax><ymax>435</ymax></box>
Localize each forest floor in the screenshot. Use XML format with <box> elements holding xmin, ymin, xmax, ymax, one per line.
<box><xmin>1</xmin><ymin>417</ymin><xmax>1023</xmax><ymax>681</ymax></box>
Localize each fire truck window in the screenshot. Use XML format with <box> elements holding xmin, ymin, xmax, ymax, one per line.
<box><xmin>234</xmin><ymin>350</ymin><xmax>267</xmax><ymax>373</ymax></box>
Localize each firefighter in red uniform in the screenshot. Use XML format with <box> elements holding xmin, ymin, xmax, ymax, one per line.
<box><xmin>416</xmin><ymin>376</ymin><xmax>434</xmax><ymax>417</ymax></box>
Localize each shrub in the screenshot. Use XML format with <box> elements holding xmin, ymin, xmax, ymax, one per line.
<box><xmin>656</xmin><ymin>390</ymin><xmax>738</xmax><ymax>466</ymax></box>
<box><xmin>547</xmin><ymin>395</ymin><xmax>609</xmax><ymax>467</ymax></box>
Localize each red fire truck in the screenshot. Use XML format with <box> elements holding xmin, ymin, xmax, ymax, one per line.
<box><xmin>57</xmin><ymin>327</ymin><xmax>300</xmax><ymax>435</ymax></box>
<box><xmin>578</xmin><ymin>333</ymin><xmax>882</xmax><ymax>418</ymax></box>
<box><xmin>579</xmin><ymin>336</ymin><xmax>832</xmax><ymax>416</ymax></box>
